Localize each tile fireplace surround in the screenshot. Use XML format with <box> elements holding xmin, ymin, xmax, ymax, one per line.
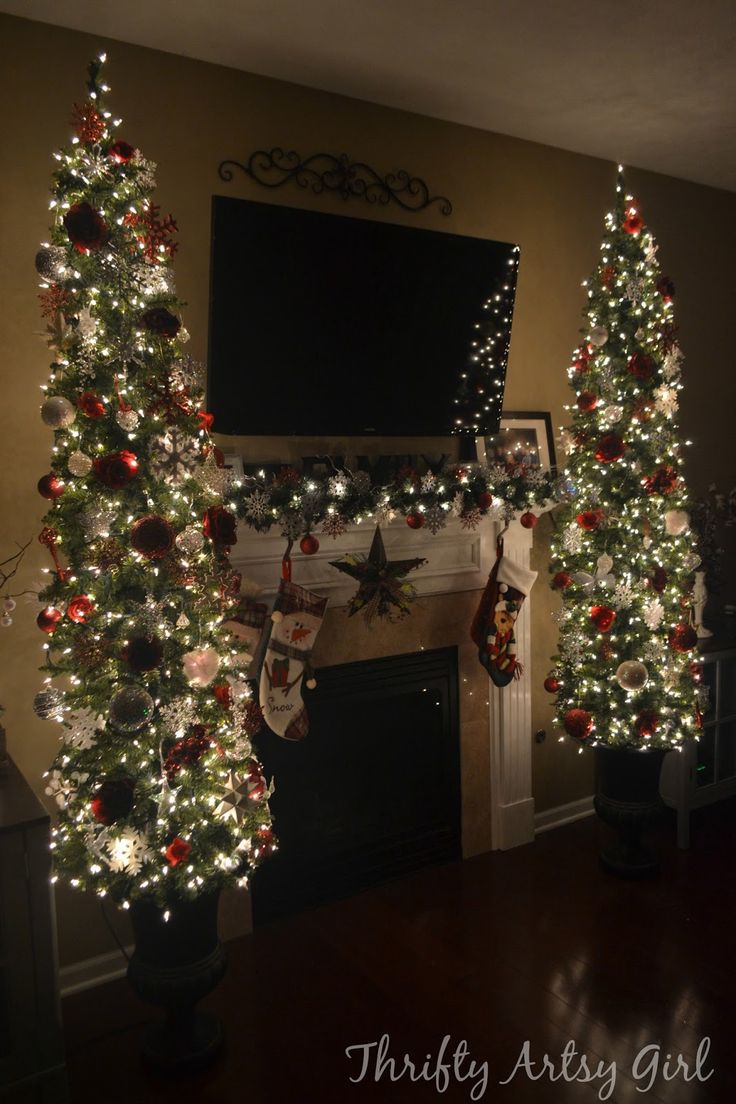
<box><xmin>231</xmin><ymin>516</ymin><xmax>536</xmax><ymax>857</ymax></box>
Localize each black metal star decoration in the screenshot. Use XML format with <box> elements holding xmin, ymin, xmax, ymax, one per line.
<box><xmin>330</xmin><ymin>525</ymin><xmax>426</xmax><ymax>625</ymax></box>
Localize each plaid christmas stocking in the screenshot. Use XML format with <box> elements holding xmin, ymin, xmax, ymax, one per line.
<box><xmin>259</xmin><ymin>579</ymin><xmax>328</xmax><ymax>741</ymax></box>
<box><xmin>470</xmin><ymin>540</ymin><xmax>538</xmax><ymax>687</ymax></box>
<box><xmin>222</xmin><ymin>598</ymin><xmax>269</xmax><ymax>678</ymax></box>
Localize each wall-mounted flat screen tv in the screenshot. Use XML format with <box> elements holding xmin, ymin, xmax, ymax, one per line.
<box><xmin>208</xmin><ymin>196</ymin><xmax>518</xmax><ymax>437</ymax></box>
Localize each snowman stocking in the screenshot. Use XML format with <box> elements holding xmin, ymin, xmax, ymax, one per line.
<box><xmin>259</xmin><ymin>579</ymin><xmax>327</xmax><ymax>741</ymax></box>
<box><xmin>470</xmin><ymin>541</ymin><xmax>538</xmax><ymax>687</ymax></box>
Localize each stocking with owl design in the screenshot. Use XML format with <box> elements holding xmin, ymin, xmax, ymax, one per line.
<box><xmin>470</xmin><ymin>540</ymin><xmax>538</xmax><ymax>687</ymax></box>
<box><xmin>259</xmin><ymin>579</ymin><xmax>328</xmax><ymax>740</ymax></box>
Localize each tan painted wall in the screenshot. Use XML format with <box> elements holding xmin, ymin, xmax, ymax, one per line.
<box><xmin>2</xmin><ymin>13</ymin><xmax>735</xmax><ymax>966</ymax></box>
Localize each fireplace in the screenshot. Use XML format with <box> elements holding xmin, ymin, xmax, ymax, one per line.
<box><xmin>251</xmin><ymin>647</ymin><xmax>461</xmax><ymax>924</ymax></box>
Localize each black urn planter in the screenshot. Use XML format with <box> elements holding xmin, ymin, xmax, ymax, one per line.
<box><xmin>594</xmin><ymin>747</ymin><xmax>668</xmax><ymax>878</ymax></box>
<box><xmin>127</xmin><ymin>890</ymin><xmax>227</xmax><ymax>1072</ymax></box>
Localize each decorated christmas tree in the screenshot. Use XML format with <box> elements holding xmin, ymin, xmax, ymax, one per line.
<box><xmin>547</xmin><ymin>168</ymin><xmax>702</xmax><ymax>750</ymax></box>
<box><xmin>35</xmin><ymin>56</ymin><xmax>273</xmax><ymax>907</ymax></box>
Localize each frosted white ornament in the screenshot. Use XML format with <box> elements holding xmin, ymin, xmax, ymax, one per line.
<box><xmin>589</xmin><ymin>325</ymin><xmax>608</xmax><ymax>347</ymax></box>
<box><xmin>68</xmin><ymin>449</ymin><xmax>93</xmax><ymax>477</ymax></box>
<box><xmin>3</xmin><ymin>597</ymin><xmax>16</xmax><ymax>612</ymax></box>
<box><xmin>616</xmin><ymin>661</ymin><xmax>649</xmax><ymax>691</ymax></box>
<box><xmin>182</xmin><ymin>647</ymin><xmax>220</xmax><ymax>687</ymax></box>
<box><xmin>665</xmin><ymin>509</ymin><xmax>689</xmax><ymax>536</ymax></box>
<box><xmin>41</xmin><ymin>395</ymin><xmax>76</xmax><ymax>429</ymax></box>
<box><xmin>116</xmin><ymin>409</ymin><xmax>139</xmax><ymax>432</ymax></box>
<box><xmin>597</xmin><ymin>553</ymin><xmax>614</xmax><ymax>575</ymax></box>
<box><xmin>1</xmin><ymin>614</ymin><xmax>12</xmax><ymax>628</ymax></box>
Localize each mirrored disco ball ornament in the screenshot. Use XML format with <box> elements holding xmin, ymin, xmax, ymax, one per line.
<box><xmin>35</xmin><ymin>245</ymin><xmax>69</xmax><ymax>282</ymax></box>
<box><xmin>68</xmin><ymin>449</ymin><xmax>93</xmax><ymax>477</ymax></box>
<box><xmin>175</xmin><ymin>525</ymin><xmax>204</xmax><ymax>555</ymax></box>
<box><xmin>41</xmin><ymin>395</ymin><xmax>76</xmax><ymax>429</ymax></box>
<box><xmin>33</xmin><ymin>687</ymin><xmax>66</xmax><ymax>721</ymax></box>
<box><xmin>615</xmin><ymin>661</ymin><xmax>649</xmax><ymax>691</ymax></box>
<box><xmin>109</xmin><ymin>685</ymin><xmax>155</xmax><ymax>733</ymax></box>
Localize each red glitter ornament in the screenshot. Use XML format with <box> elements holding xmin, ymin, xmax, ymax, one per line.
<box><xmin>78</xmin><ymin>391</ymin><xmax>106</xmax><ymax>418</ymax></box>
<box><xmin>656</xmin><ymin>276</ymin><xmax>675</xmax><ymax>303</ymax></box>
<box><xmin>70</xmin><ymin>102</ymin><xmax>105</xmax><ymax>143</ymax></box>
<box><xmin>600</xmin><ymin>265</ymin><xmax>616</xmax><ymax>288</ymax></box>
<box><xmin>109</xmin><ymin>140</ymin><xmax>136</xmax><ymax>163</ymax></box>
<box><xmin>406</xmin><ymin>512</ymin><xmax>425</xmax><ymax>530</ymax></box>
<box><xmin>300</xmin><ymin>533</ymin><xmax>320</xmax><ymax>556</ymax></box>
<box><xmin>595</xmin><ymin>434</ymin><xmax>625</xmax><ymax>464</ymax></box>
<box><xmin>590</xmin><ymin>605</ymin><xmax>616</xmax><ymax>632</ymax></box>
<box><xmin>599</xmin><ymin>640</ymin><xmax>615</xmax><ymax>661</ymax></box>
<box><xmin>577</xmin><ymin>510</ymin><xmax>604</xmax><ymax>531</ymax></box>
<box><xmin>627</xmin><ymin>352</ymin><xmax>656</xmax><ymax>380</ymax></box>
<box><xmin>563</xmin><ymin>708</ymin><xmax>593</xmax><ymax>740</ymax></box>
<box><xmin>90</xmin><ymin>779</ymin><xmax>135</xmax><ymax>825</ymax></box>
<box><xmin>93</xmin><ymin>450</ymin><xmax>139</xmax><ymax>488</ymax></box>
<box><xmin>544</xmin><ymin>676</ymin><xmax>560</xmax><ymax>693</ymax></box>
<box><xmin>274</xmin><ymin>466</ymin><xmax>301</xmax><ymax>487</ymax></box>
<box><xmin>67</xmin><ymin>595</ymin><xmax>95</xmax><ymax>623</ymax></box>
<box><xmin>643</xmin><ymin>466</ymin><xmax>678</xmax><ymax>496</ymax></box>
<box><xmin>63</xmin><ymin>202</ymin><xmax>108</xmax><ymax>253</ymax></box>
<box><xmin>552</xmin><ymin>571</ymin><xmax>573</xmax><ymax>590</ymax></box>
<box><xmin>165</xmin><ymin>837</ymin><xmax>192</xmax><ymax>867</ymax></box>
<box><xmin>38</xmin><ymin>284</ymin><xmax>72</xmax><ymax>320</ymax></box>
<box><xmin>669</xmin><ymin>623</ymin><xmax>698</xmax><ymax>653</ymax></box>
<box><xmin>164</xmin><ymin>726</ymin><xmax>212</xmax><ymax>783</ymax></box>
<box><xmin>37</xmin><ymin>472</ymin><xmax>65</xmax><ymax>500</ymax></box>
<box><xmin>37</xmin><ymin>606</ymin><xmax>62</xmax><ymax>633</ymax></box>
<box><xmin>130</xmin><ymin>515</ymin><xmax>175</xmax><ymax>559</ymax></box>
<box><xmin>636</xmin><ymin>709</ymin><xmax>659</xmax><ymax>738</ymax></box>
<box><xmin>520</xmin><ymin>511</ymin><xmax>538</xmax><ymax>529</ymax></box>
<box><xmin>577</xmin><ymin>391</ymin><xmax>598</xmax><ymax>413</ymax></box>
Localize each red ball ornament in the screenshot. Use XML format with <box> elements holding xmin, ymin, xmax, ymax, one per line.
<box><xmin>130</xmin><ymin>515</ymin><xmax>175</xmax><ymax>559</ymax></box>
<box><xmin>37</xmin><ymin>472</ymin><xmax>65</xmax><ymax>500</ymax></box>
<box><xmin>123</xmin><ymin>635</ymin><xmax>164</xmax><ymax>672</ymax></box>
<box><xmin>636</xmin><ymin>709</ymin><xmax>659</xmax><ymax>738</ymax></box>
<box><xmin>63</xmin><ymin>201</ymin><xmax>109</xmax><ymax>253</ymax></box>
<box><xmin>669</xmin><ymin>623</ymin><xmax>698</xmax><ymax>653</ymax></box>
<box><xmin>93</xmin><ymin>450</ymin><xmax>139</xmax><ymax>488</ymax></box>
<box><xmin>577</xmin><ymin>390</ymin><xmax>598</xmax><ymax>413</ymax></box>
<box><xmin>623</xmin><ymin>206</ymin><xmax>644</xmax><ymax>235</ymax></box>
<box><xmin>643</xmin><ymin>466</ymin><xmax>678</xmax><ymax>496</ymax></box>
<box><xmin>590</xmin><ymin>605</ymin><xmax>616</xmax><ymax>632</ymax></box>
<box><xmin>78</xmin><ymin>391</ymin><xmax>106</xmax><ymax>418</ymax></box>
<box><xmin>108</xmin><ymin>140</ymin><xmax>136</xmax><ymax>163</ymax></box>
<box><xmin>90</xmin><ymin>779</ymin><xmax>135</xmax><ymax>825</ymax></box>
<box><xmin>552</xmin><ymin>571</ymin><xmax>573</xmax><ymax>590</ymax></box>
<box><xmin>544</xmin><ymin>676</ymin><xmax>560</xmax><ymax>693</ymax></box>
<box><xmin>577</xmin><ymin>509</ymin><xmax>604</xmax><ymax>531</ymax></box>
<box><xmin>478</xmin><ymin>491</ymin><xmax>493</xmax><ymax>510</ymax></box>
<box><xmin>627</xmin><ymin>352</ymin><xmax>656</xmax><ymax>381</ymax></box>
<box><xmin>406</xmin><ymin>512</ymin><xmax>425</xmax><ymax>530</ymax></box>
<box><xmin>595</xmin><ymin>434</ymin><xmax>625</xmax><ymax>464</ymax></box>
<box><xmin>520</xmin><ymin>511</ymin><xmax>538</xmax><ymax>529</ymax></box>
<box><xmin>165</xmin><ymin>837</ymin><xmax>192</xmax><ymax>867</ymax></box>
<box><xmin>36</xmin><ymin>606</ymin><xmax>62</xmax><ymax>633</ymax></box>
<box><xmin>656</xmin><ymin>276</ymin><xmax>675</xmax><ymax>303</ymax></box>
<box><xmin>300</xmin><ymin>533</ymin><xmax>320</xmax><ymax>556</ymax></box>
<box><xmin>67</xmin><ymin>594</ymin><xmax>95</xmax><ymax>623</ymax></box>
<box><xmin>563</xmin><ymin>708</ymin><xmax>593</xmax><ymax>740</ymax></box>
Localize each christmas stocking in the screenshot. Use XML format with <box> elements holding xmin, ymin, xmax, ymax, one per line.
<box><xmin>222</xmin><ymin>599</ymin><xmax>269</xmax><ymax>679</ymax></box>
<box><xmin>259</xmin><ymin>579</ymin><xmax>327</xmax><ymax>741</ymax></box>
<box><xmin>471</xmin><ymin>541</ymin><xmax>538</xmax><ymax>687</ymax></box>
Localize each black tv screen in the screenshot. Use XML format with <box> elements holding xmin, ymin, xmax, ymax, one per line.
<box><xmin>208</xmin><ymin>196</ymin><xmax>518</xmax><ymax>437</ymax></box>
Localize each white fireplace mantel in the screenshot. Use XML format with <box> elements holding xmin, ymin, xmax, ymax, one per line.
<box><xmin>232</xmin><ymin>514</ymin><xmax>536</xmax><ymax>852</ymax></box>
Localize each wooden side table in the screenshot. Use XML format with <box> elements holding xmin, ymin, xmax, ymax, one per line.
<box><xmin>0</xmin><ymin>758</ymin><xmax>68</xmax><ymax>1101</ymax></box>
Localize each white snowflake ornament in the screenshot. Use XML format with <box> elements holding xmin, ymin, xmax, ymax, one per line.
<box><xmin>150</xmin><ymin>429</ymin><xmax>200</xmax><ymax>485</ymax></box>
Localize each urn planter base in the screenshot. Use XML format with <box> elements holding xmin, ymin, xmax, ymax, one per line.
<box><xmin>594</xmin><ymin>747</ymin><xmax>667</xmax><ymax>879</ymax></box>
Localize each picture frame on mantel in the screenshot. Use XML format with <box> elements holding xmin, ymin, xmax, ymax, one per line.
<box><xmin>477</xmin><ymin>411</ymin><xmax>557</xmax><ymax>474</ymax></box>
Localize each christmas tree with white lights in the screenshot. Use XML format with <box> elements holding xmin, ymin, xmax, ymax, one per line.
<box><xmin>547</xmin><ymin>168</ymin><xmax>702</xmax><ymax>750</ymax></box>
<box><xmin>35</xmin><ymin>56</ymin><xmax>273</xmax><ymax>906</ymax></box>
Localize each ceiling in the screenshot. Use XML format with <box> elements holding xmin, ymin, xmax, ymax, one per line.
<box><xmin>3</xmin><ymin>0</ymin><xmax>735</xmax><ymax>191</ymax></box>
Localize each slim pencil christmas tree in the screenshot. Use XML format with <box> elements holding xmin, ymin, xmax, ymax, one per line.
<box><xmin>547</xmin><ymin>168</ymin><xmax>702</xmax><ymax>750</ymax></box>
<box><xmin>35</xmin><ymin>56</ymin><xmax>272</xmax><ymax>906</ymax></box>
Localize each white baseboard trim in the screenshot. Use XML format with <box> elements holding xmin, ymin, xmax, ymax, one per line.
<box><xmin>60</xmin><ymin>945</ymin><xmax>133</xmax><ymax>998</ymax></box>
<box><xmin>534</xmin><ymin>796</ymin><xmax>595</xmax><ymax>834</ymax></box>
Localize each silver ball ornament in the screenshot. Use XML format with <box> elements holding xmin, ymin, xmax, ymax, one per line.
<box><xmin>68</xmin><ymin>450</ymin><xmax>93</xmax><ymax>477</ymax></box>
<box><xmin>109</xmin><ymin>686</ymin><xmax>155</xmax><ymax>733</ymax></box>
<box><xmin>615</xmin><ymin>661</ymin><xmax>649</xmax><ymax>691</ymax></box>
<box><xmin>41</xmin><ymin>395</ymin><xmax>76</xmax><ymax>429</ymax></box>
<box><xmin>35</xmin><ymin>245</ymin><xmax>68</xmax><ymax>282</ymax></box>
<box><xmin>33</xmin><ymin>687</ymin><xmax>66</xmax><ymax>721</ymax></box>
<box><xmin>116</xmin><ymin>409</ymin><xmax>139</xmax><ymax>432</ymax></box>
<box><xmin>589</xmin><ymin>325</ymin><xmax>609</xmax><ymax>348</ymax></box>
<box><xmin>3</xmin><ymin>597</ymin><xmax>16</xmax><ymax>612</ymax></box>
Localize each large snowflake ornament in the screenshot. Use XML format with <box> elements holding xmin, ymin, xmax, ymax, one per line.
<box><xmin>322</xmin><ymin>512</ymin><xmax>348</xmax><ymax>539</ymax></box>
<box><xmin>424</xmin><ymin>504</ymin><xmax>447</xmax><ymax>535</ymax></box>
<box><xmin>654</xmin><ymin>384</ymin><xmax>679</xmax><ymax>419</ymax></box>
<box><xmin>243</xmin><ymin>488</ymin><xmax>272</xmax><ymax>523</ymax></box>
<box><xmin>63</xmin><ymin>708</ymin><xmax>105</xmax><ymax>750</ymax></box>
<box><xmin>643</xmin><ymin>598</ymin><xmax>665</xmax><ymax>630</ymax></box>
<box><xmin>44</xmin><ymin>769</ymin><xmax>89</xmax><ymax>810</ymax></box>
<box><xmin>149</xmin><ymin>429</ymin><xmax>200</xmax><ymax>484</ymax></box>
<box><xmin>105</xmin><ymin>829</ymin><xmax>152</xmax><ymax>875</ymax></box>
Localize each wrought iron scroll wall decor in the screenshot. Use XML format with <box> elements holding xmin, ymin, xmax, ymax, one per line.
<box><xmin>217</xmin><ymin>148</ymin><xmax>452</xmax><ymax>215</ymax></box>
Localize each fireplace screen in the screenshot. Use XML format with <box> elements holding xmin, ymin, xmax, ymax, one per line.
<box><xmin>251</xmin><ymin>646</ymin><xmax>461</xmax><ymax>924</ymax></box>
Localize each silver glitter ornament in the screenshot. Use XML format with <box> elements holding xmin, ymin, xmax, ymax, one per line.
<box><xmin>41</xmin><ymin>395</ymin><xmax>76</xmax><ymax>429</ymax></box>
<box><xmin>116</xmin><ymin>409</ymin><xmax>139</xmax><ymax>432</ymax></box>
<box><xmin>109</xmin><ymin>686</ymin><xmax>155</xmax><ymax>733</ymax></box>
<box><xmin>589</xmin><ymin>325</ymin><xmax>608</xmax><ymax>347</ymax></box>
<box><xmin>68</xmin><ymin>450</ymin><xmax>93</xmax><ymax>477</ymax></box>
<box><xmin>33</xmin><ymin>687</ymin><xmax>66</xmax><ymax>721</ymax></box>
<box><xmin>175</xmin><ymin>526</ymin><xmax>205</xmax><ymax>556</ymax></box>
<box><xmin>82</xmin><ymin>505</ymin><xmax>116</xmax><ymax>539</ymax></box>
<box><xmin>35</xmin><ymin>245</ymin><xmax>69</xmax><ymax>282</ymax></box>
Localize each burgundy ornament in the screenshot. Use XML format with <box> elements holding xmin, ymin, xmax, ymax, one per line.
<box><xmin>406</xmin><ymin>512</ymin><xmax>425</xmax><ymax>530</ymax></box>
<box><xmin>203</xmin><ymin>505</ymin><xmax>237</xmax><ymax>547</ymax></box>
<box><xmin>577</xmin><ymin>390</ymin><xmax>598</xmax><ymax>413</ymax></box>
<box><xmin>669</xmin><ymin>623</ymin><xmax>698</xmax><ymax>653</ymax></box>
<box><xmin>78</xmin><ymin>391</ymin><xmax>106</xmax><ymax>418</ymax></box>
<box><xmin>595</xmin><ymin>434</ymin><xmax>625</xmax><ymax>464</ymax></box>
<box><xmin>520</xmin><ymin>511</ymin><xmax>538</xmax><ymax>529</ymax></box>
<box><xmin>67</xmin><ymin>594</ymin><xmax>95</xmax><ymax>623</ymax></box>
<box><xmin>627</xmin><ymin>352</ymin><xmax>656</xmax><ymax>381</ymax></box>
<box><xmin>37</xmin><ymin>606</ymin><xmax>62</xmax><ymax>633</ymax></box>
<box><xmin>544</xmin><ymin>676</ymin><xmax>560</xmax><ymax>693</ymax></box>
<box><xmin>164</xmin><ymin>726</ymin><xmax>212</xmax><ymax>783</ymax></box>
<box><xmin>93</xmin><ymin>450</ymin><xmax>139</xmax><ymax>488</ymax></box>
<box><xmin>63</xmin><ymin>201</ymin><xmax>109</xmax><ymax>253</ymax></box>
<box><xmin>123</xmin><ymin>635</ymin><xmax>164</xmax><ymax>672</ymax></box>
<box><xmin>590</xmin><ymin>605</ymin><xmax>616</xmax><ymax>632</ymax></box>
<box><xmin>140</xmin><ymin>306</ymin><xmax>181</xmax><ymax>339</ymax></box>
<box><xmin>643</xmin><ymin>465</ymin><xmax>678</xmax><ymax>496</ymax></box>
<box><xmin>552</xmin><ymin>571</ymin><xmax>573</xmax><ymax>590</ymax></box>
<box><xmin>90</xmin><ymin>779</ymin><xmax>135</xmax><ymax>825</ymax></box>
<box><xmin>300</xmin><ymin>533</ymin><xmax>320</xmax><ymax>556</ymax></box>
<box><xmin>37</xmin><ymin>472</ymin><xmax>65</xmax><ymax>500</ymax></box>
<box><xmin>636</xmin><ymin>709</ymin><xmax>659</xmax><ymax>738</ymax></box>
<box><xmin>478</xmin><ymin>491</ymin><xmax>494</xmax><ymax>510</ymax></box>
<box><xmin>563</xmin><ymin>708</ymin><xmax>593</xmax><ymax>740</ymax></box>
<box><xmin>108</xmin><ymin>140</ymin><xmax>136</xmax><ymax>164</ymax></box>
<box><xmin>130</xmin><ymin>514</ymin><xmax>175</xmax><ymax>559</ymax></box>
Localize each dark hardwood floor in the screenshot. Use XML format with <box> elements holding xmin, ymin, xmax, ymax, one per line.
<box><xmin>62</xmin><ymin>801</ymin><xmax>736</xmax><ymax>1103</ymax></box>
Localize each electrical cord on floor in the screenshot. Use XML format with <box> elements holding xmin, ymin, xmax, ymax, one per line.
<box><xmin>101</xmin><ymin>896</ymin><xmax>131</xmax><ymax>962</ymax></box>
